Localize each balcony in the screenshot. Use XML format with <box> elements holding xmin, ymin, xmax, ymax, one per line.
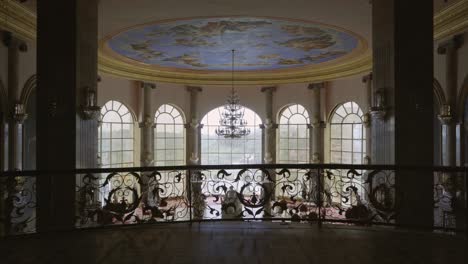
<box><xmin>1</xmin><ymin>164</ymin><xmax>466</xmax><ymax>235</ymax></box>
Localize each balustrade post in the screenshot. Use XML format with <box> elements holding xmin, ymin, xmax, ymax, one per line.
<box><xmin>465</xmin><ymin>167</ymin><xmax>468</xmax><ymax>237</ymax></box>
<box><xmin>317</xmin><ymin>167</ymin><xmax>323</xmax><ymax>229</ymax></box>
<box><xmin>188</xmin><ymin>169</ymin><xmax>193</xmax><ymax>224</ymax></box>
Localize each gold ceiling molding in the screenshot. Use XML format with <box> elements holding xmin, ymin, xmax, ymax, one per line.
<box><xmin>1</xmin><ymin>0</ymin><xmax>468</xmax><ymax>84</ymax></box>
<box><xmin>434</xmin><ymin>0</ymin><xmax>468</xmax><ymax>40</ymax></box>
<box><xmin>0</xmin><ymin>0</ymin><xmax>36</xmax><ymax>41</ymax></box>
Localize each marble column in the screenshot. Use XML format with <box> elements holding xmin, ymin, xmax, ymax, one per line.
<box><xmin>139</xmin><ymin>82</ymin><xmax>155</xmax><ymax>206</ymax></box>
<box><xmin>372</xmin><ymin>0</ymin><xmax>433</xmax><ymax>227</ymax></box>
<box><xmin>2</xmin><ymin>31</ymin><xmax>28</xmax><ymax>171</ymax></box>
<box><xmin>36</xmin><ymin>0</ymin><xmax>98</xmax><ymax>231</ymax></box>
<box><xmin>261</xmin><ymin>86</ymin><xmax>277</xmax><ymax>164</ymax></box>
<box><xmin>437</xmin><ymin>35</ymin><xmax>464</xmax><ymax>229</ymax></box>
<box><xmin>437</xmin><ymin>35</ymin><xmax>463</xmax><ymax>167</ymax></box>
<box><xmin>140</xmin><ymin>82</ymin><xmax>156</xmax><ymax>167</ymax></box>
<box><xmin>1</xmin><ymin>31</ymin><xmax>27</xmax><ymax>236</ymax></box>
<box><xmin>308</xmin><ymin>83</ymin><xmax>325</xmax><ymax>164</ymax></box>
<box><xmin>185</xmin><ymin>86</ymin><xmax>204</xmax><ymax>219</ymax></box>
<box><xmin>362</xmin><ymin>73</ymin><xmax>373</xmax><ymax>164</ymax></box>
<box><xmin>260</xmin><ymin>86</ymin><xmax>277</xmax><ymax>216</ymax></box>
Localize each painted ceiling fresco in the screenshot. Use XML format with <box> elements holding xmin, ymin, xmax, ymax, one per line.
<box><xmin>107</xmin><ymin>17</ymin><xmax>361</xmax><ymax>71</ymax></box>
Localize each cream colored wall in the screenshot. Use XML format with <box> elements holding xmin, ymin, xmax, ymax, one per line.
<box><xmin>1</xmin><ymin>28</ymin><xmax>467</xmax><ymax>167</ymax></box>
<box><xmin>434</xmin><ymin>31</ymin><xmax>468</xmax><ymax>102</ymax></box>
<box><xmin>0</xmin><ymin>40</ymin><xmax>37</xmax><ymax>101</ymax></box>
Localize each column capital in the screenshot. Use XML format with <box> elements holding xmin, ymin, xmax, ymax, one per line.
<box><xmin>2</xmin><ymin>31</ymin><xmax>28</xmax><ymax>52</ymax></box>
<box><xmin>437</xmin><ymin>34</ymin><xmax>464</xmax><ymax>54</ymax></box>
<box><xmin>185</xmin><ymin>121</ymin><xmax>203</xmax><ymax>129</ymax></box>
<box><xmin>259</xmin><ymin>120</ymin><xmax>278</xmax><ymax>130</ymax></box>
<box><xmin>307</xmin><ymin>121</ymin><xmax>326</xmax><ymax>129</ymax></box>
<box><xmin>186</xmin><ymin>86</ymin><xmax>203</xmax><ymax>93</ymax></box>
<box><xmin>362</xmin><ymin>72</ymin><xmax>373</xmax><ymax>83</ymax></box>
<box><xmin>139</xmin><ymin>115</ymin><xmax>155</xmax><ymax>128</ymax></box>
<box><xmin>260</xmin><ymin>86</ymin><xmax>276</xmax><ymax>93</ymax></box>
<box><xmin>307</xmin><ymin>82</ymin><xmax>325</xmax><ymax>90</ymax></box>
<box><xmin>140</xmin><ymin>82</ymin><xmax>156</xmax><ymax>89</ymax></box>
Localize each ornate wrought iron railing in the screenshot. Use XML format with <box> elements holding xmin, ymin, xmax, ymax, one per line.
<box><xmin>0</xmin><ymin>164</ymin><xmax>467</xmax><ymax>236</ymax></box>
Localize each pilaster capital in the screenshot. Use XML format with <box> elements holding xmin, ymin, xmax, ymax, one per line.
<box><xmin>437</xmin><ymin>34</ymin><xmax>464</xmax><ymax>54</ymax></box>
<box><xmin>260</xmin><ymin>118</ymin><xmax>278</xmax><ymax>130</ymax></box>
<box><xmin>139</xmin><ymin>115</ymin><xmax>154</xmax><ymax>128</ymax></box>
<box><xmin>362</xmin><ymin>73</ymin><xmax>373</xmax><ymax>83</ymax></box>
<box><xmin>140</xmin><ymin>82</ymin><xmax>156</xmax><ymax>89</ymax></box>
<box><xmin>185</xmin><ymin>120</ymin><xmax>203</xmax><ymax>129</ymax></box>
<box><xmin>2</xmin><ymin>31</ymin><xmax>28</xmax><ymax>52</ymax></box>
<box><xmin>307</xmin><ymin>82</ymin><xmax>325</xmax><ymax>90</ymax></box>
<box><xmin>308</xmin><ymin>120</ymin><xmax>326</xmax><ymax>129</ymax></box>
<box><xmin>186</xmin><ymin>86</ymin><xmax>203</xmax><ymax>93</ymax></box>
<box><xmin>260</xmin><ymin>86</ymin><xmax>276</xmax><ymax>93</ymax></box>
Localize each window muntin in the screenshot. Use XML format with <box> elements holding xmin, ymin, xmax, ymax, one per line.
<box><xmin>154</xmin><ymin>104</ymin><xmax>185</xmax><ymax>166</ymax></box>
<box><xmin>278</xmin><ymin>104</ymin><xmax>310</xmax><ymax>163</ymax></box>
<box><xmin>201</xmin><ymin>106</ymin><xmax>262</xmax><ymax>165</ymax></box>
<box><xmin>99</xmin><ymin>100</ymin><xmax>134</xmax><ymax>168</ymax></box>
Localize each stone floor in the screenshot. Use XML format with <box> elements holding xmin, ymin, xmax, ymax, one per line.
<box><xmin>1</xmin><ymin>222</ymin><xmax>467</xmax><ymax>264</ymax></box>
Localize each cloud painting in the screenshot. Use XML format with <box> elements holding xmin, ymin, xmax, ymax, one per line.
<box><xmin>108</xmin><ymin>17</ymin><xmax>360</xmax><ymax>71</ymax></box>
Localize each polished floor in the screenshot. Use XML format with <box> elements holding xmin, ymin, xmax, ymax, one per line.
<box><xmin>1</xmin><ymin>222</ymin><xmax>466</xmax><ymax>264</ymax></box>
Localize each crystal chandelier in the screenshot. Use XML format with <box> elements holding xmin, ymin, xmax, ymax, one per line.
<box><xmin>215</xmin><ymin>50</ymin><xmax>250</xmax><ymax>138</ymax></box>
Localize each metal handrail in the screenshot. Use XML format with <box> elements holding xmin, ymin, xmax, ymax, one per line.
<box><xmin>1</xmin><ymin>163</ymin><xmax>467</xmax><ymax>177</ymax></box>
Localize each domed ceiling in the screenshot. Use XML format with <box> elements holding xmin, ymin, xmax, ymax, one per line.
<box><xmin>106</xmin><ymin>17</ymin><xmax>361</xmax><ymax>71</ymax></box>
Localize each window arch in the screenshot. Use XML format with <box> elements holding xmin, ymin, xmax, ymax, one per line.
<box><xmin>98</xmin><ymin>100</ymin><xmax>135</xmax><ymax>168</ymax></box>
<box><xmin>154</xmin><ymin>104</ymin><xmax>185</xmax><ymax>166</ymax></box>
<box><xmin>330</xmin><ymin>101</ymin><xmax>366</xmax><ymax>164</ymax></box>
<box><xmin>201</xmin><ymin>106</ymin><xmax>262</xmax><ymax>165</ymax></box>
<box><xmin>278</xmin><ymin>104</ymin><xmax>310</xmax><ymax>163</ymax></box>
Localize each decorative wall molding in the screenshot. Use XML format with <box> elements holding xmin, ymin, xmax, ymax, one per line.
<box><xmin>434</xmin><ymin>0</ymin><xmax>468</xmax><ymax>40</ymax></box>
<box><xmin>1</xmin><ymin>0</ymin><xmax>468</xmax><ymax>84</ymax></box>
<box><xmin>0</xmin><ymin>0</ymin><xmax>36</xmax><ymax>41</ymax></box>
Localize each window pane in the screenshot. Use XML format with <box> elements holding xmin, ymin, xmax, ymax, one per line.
<box><xmin>111</xmin><ymin>124</ymin><xmax>122</xmax><ymax>138</ymax></box>
<box><xmin>122</xmin><ymin>124</ymin><xmax>133</xmax><ymax>138</ymax></box>
<box><xmin>342</xmin><ymin>124</ymin><xmax>353</xmax><ymax>139</ymax></box>
<box><xmin>123</xmin><ymin>139</ymin><xmax>133</xmax><ymax>150</ymax></box>
<box><xmin>342</xmin><ymin>140</ymin><xmax>352</xmax><ymax>152</ymax></box>
<box><xmin>353</xmin><ymin>140</ymin><xmax>362</xmax><ymax>152</ymax></box>
<box><xmin>331</xmin><ymin>125</ymin><xmax>341</xmax><ymax>139</ymax></box>
<box><xmin>342</xmin><ymin>152</ymin><xmax>352</xmax><ymax>164</ymax></box>
<box><xmin>112</xmin><ymin>139</ymin><xmax>122</xmax><ymax>151</ymax></box>
<box><xmin>123</xmin><ymin>151</ymin><xmax>133</xmax><ymax>163</ymax></box>
<box><xmin>353</xmin><ymin>124</ymin><xmax>363</xmax><ymax>139</ymax></box>
<box><xmin>101</xmin><ymin>139</ymin><xmax>110</xmax><ymax>152</ymax></box>
<box><xmin>331</xmin><ymin>139</ymin><xmax>341</xmax><ymax>151</ymax></box>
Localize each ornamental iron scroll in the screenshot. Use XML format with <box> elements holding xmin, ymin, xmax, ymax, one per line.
<box><xmin>76</xmin><ymin>170</ymin><xmax>189</xmax><ymax>227</ymax></box>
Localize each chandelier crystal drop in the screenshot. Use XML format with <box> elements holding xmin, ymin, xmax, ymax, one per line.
<box><xmin>215</xmin><ymin>50</ymin><xmax>251</xmax><ymax>138</ymax></box>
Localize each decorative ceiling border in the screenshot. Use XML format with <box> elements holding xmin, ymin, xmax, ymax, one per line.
<box><xmin>1</xmin><ymin>0</ymin><xmax>468</xmax><ymax>84</ymax></box>
<box><xmin>0</xmin><ymin>0</ymin><xmax>36</xmax><ymax>41</ymax></box>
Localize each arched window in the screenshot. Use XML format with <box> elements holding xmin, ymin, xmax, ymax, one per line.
<box><xmin>330</xmin><ymin>101</ymin><xmax>366</xmax><ymax>165</ymax></box>
<box><xmin>154</xmin><ymin>104</ymin><xmax>185</xmax><ymax>166</ymax></box>
<box><xmin>278</xmin><ymin>104</ymin><xmax>310</xmax><ymax>163</ymax></box>
<box><xmin>99</xmin><ymin>100</ymin><xmax>135</xmax><ymax>168</ymax></box>
<box><xmin>201</xmin><ymin>106</ymin><xmax>262</xmax><ymax>165</ymax></box>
